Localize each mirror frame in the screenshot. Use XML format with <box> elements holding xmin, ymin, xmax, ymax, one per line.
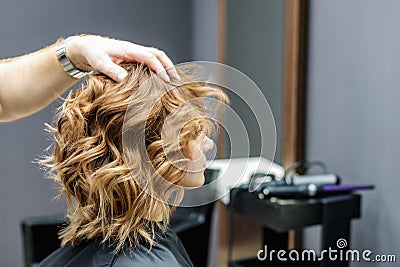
<box><xmin>216</xmin><ymin>0</ymin><xmax>308</xmax><ymax>168</ymax></box>
<box><xmin>282</xmin><ymin>0</ymin><xmax>308</xmax><ymax>249</ymax></box>
<box><xmin>283</xmin><ymin>0</ymin><xmax>307</xmax><ymax>171</ymax></box>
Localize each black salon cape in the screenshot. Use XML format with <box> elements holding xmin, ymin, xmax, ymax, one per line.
<box><xmin>38</xmin><ymin>227</ymin><xmax>194</xmax><ymax>267</ymax></box>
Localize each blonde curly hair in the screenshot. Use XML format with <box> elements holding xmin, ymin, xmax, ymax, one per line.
<box><xmin>40</xmin><ymin>63</ymin><xmax>228</xmax><ymax>253</ymax></box>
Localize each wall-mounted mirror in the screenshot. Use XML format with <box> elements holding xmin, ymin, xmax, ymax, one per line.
<box><xmin>211</xmin><ymin>0</ymin><xmax>308</xmax><ymax>265</ymax></box>
<box><xmin>223</xmin><ymin>0</ymin><xmax>285</xmax><ymax>163</ymax></box>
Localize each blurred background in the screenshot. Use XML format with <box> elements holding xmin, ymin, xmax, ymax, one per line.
<box><xmin>0</xmin><ymin>0</ymin><xmax>399</xmax><ymax>266</ymax></box>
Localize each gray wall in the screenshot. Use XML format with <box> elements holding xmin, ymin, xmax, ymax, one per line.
<box><xmin>0</xmin><ymin>1</ymin><xmax>193</xmax><ymax>266</ymax></box>
<box><xmin>304</xmin><ymin>0</ymin><xmax>400</xmax><ymax>266</ymax></box>
<box><xmin>192</xmin><ymin>0</ymin><xmax>218</xmax><ymax>62</ymax></box>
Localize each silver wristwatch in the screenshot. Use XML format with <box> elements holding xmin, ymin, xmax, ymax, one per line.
<box><xmin>56</xmin><ymin>37</ymin><xmax>93</xmax><ymax>79</ymax></box>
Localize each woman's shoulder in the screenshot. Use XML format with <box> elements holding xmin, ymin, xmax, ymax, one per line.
<box><xmin>113</xmin><ymin>228</ymin><xmax>193</xmax><ymax>267</ymax></box>
<box><xmin>39</xmin><ymin>228</ymin><xmax>193</xmax><ymax>267</ymax></box>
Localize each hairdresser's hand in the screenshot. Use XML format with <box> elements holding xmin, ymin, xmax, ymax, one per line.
<box><xmin>66</xmin><ymin>35</ymin><xmax>179</xmax><ymax>82</ymax></box>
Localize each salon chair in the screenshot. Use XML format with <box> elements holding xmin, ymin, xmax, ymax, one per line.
<box><xmin>21</xmin><ymin>214</ymin><xmax>65</xmax><ymax>267</ymax></box>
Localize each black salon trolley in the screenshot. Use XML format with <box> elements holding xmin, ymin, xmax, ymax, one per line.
<box><xmin>228</xmin><ymin>188</ymin><xmax>361</xmax><ymax>267</ymax></box>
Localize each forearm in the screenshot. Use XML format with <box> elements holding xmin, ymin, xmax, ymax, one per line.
<box><xmin>0</xmin><ymin>34</ymin><xmax>178</xmax><ymax>122</ymax></box>
<box><xmin>0</xmin><ymin>41</ymin><xmax>77</xmax><ymax>122</ymax></box>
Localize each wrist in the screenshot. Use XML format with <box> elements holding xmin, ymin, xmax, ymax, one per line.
<box><xmin>56</xmin><ymin>36</ymin><xmax>93</xmax><ymax>79</ymax></box>
<box><xmin>65</xmin><ymin>36</ymin><xmax>93</xmax><ymax>72</ymax></box>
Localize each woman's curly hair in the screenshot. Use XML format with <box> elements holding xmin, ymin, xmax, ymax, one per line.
<box><xmin>40</xmin><ymin>63</ymin><xmax>229</xmax><ymax>252</ymax></box>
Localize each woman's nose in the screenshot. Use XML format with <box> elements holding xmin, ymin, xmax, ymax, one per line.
<box><xmin>202</xmin><ymin>136</ymin><xmax>214</xmax><ymax>153</ymax></box>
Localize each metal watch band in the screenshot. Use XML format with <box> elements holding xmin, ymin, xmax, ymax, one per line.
<box><xmin>55</xmin><ymin>38</ymin><xmax>93</xmax><ymax>79</ymax></box>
